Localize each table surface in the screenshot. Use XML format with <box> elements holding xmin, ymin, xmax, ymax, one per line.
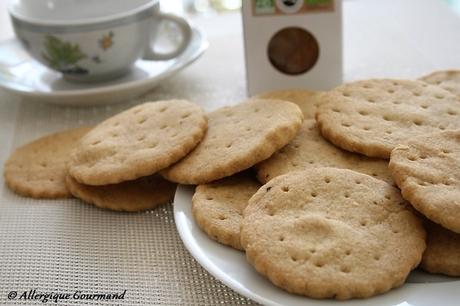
<box><xmin>0</xmin><ymin>0</ymin><xmax>459</xmax><ymax>305</ymax></box>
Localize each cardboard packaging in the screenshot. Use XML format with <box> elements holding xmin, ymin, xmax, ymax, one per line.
<box><xmin>242</xmin><ymin>0</ymin><xmax>343</xmax><ymax>96</ymax></box>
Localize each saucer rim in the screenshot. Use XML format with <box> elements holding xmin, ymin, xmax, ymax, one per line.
<box><xmin>0</xmin><ymin>27</ymin><xmax>208</xmax><ymax>98</ymax></box>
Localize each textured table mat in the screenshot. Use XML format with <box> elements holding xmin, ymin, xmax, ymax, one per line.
<box><xmin>0</xmin><ymin>15</ymin><xmax>251</xmax><ymax>305</ymax></box>
<box><xmin>1</xmin><ymin>1</ymin><xmax>460</xmax><ymax>305</ymax></box>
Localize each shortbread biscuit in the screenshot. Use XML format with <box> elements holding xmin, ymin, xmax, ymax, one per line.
<box><xmin>389</xmin><ymin>130</ymin><xmax>460</xmax><ymax>233</ymax></box>
<box><xmin>241</xmin><ymin>168</ymin><xmax>426</xmax><ymax>299</ymax></box>
<box><xmin>69</xmin><ymin>100</ymin><xmax>207</xmax><ymax>185</ymax></box>
<box><xmin>66</xmin><ymin>175</ymin><xmax>176</xmax><ymax>212</ymax></box>
<box><xmin>421</xmin><ymin>221</ymin><xmax>460</xmax><ymax>277</ymax></box>
<box><xmin>256</xmin><ymin>120</ymin><xmax>393</xmax><ymax>185</ymax></box>
<box><xmin>161</xmin><ymin>99</ymin><xmax>303</xmax><ymax>184</ymax></box>
<box><xmin>420</xmin><ymin>70</ymin><xmax>460</xmax><ymax>97</ymax></box>
<box><xmin>192</xmin><ymin>173</ymin><xmax>260</xmax><ymax>250</ymax></box>
<box><xmin>4</xmin><ymin>127</ymin><xmax>91</xmax><ymax>198</ymax></box>
<box><xmin>316</xmin><ymin>79</ymin><xmax>460</xmax><ymax>159</ymax></box>
<box><xmin>254</xmin><ymin>89</ymin><xmax>323</xmax><ymax>118</ymax></box>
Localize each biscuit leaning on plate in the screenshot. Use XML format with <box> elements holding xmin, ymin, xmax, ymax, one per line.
<box><xmin>389</xmin><ymin>130</ymin><xmax>460</xmax><ymax>233</ymax></box>
<box><xmin>255</xmin><ymin>119</ymin><xmax>394</xmax><ymax>185</ymax></box>
<box><xmin>66</xmin><ymin>175</ymin><xmax>176</xmax><ymax>212</ymax></box>
<box><xmin>420</xmin><ymin>70</ymin><xmax>460</xmax><ymax>97</ymax></box>
<box><xmin>241</xmin><ymin>168</ymin><xmax>426</xmax><ymax>300</ymax></box>
<box><xmin>254</xmin><ymin>89</ymin><xmax>323</xmax><ymax>119</ymax></box>
<box><xmin>69</xmin><ymin>100</ymin><xmax>207</xmax><ymax>186</ymax></box>
<box><xmin>316</xmin><ymin>79</ymin><xmax>460</xmax><ymax>159</ymax></box>
<box><xmin>161</xmin><ymin>99</ymin><xmax>303</xmax><ymax>184</ymax></box>
<box><xmin>4</xmin><ymin>127</ymin><xmax>91</xmax><ymax>198</ymax></box>
<box><xmin>421</xmin><ymin>221</ymin><xmax>460</xmax><ymax>277</ymax></box>
<box><xmin>192</xmin><ymin>173</ymin><xmax>260</xmax><ymax>250</ymax></box>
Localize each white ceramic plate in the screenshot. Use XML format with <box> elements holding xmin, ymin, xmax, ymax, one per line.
<box><xmin>0</xmin><ymin>27</ymin><xmax>207</xmax><ymax>106</ymax></box>
<box><xmin>174</xmin><ymin>185</ymin><xmax>460</xmax><ymax>306</ymax></box>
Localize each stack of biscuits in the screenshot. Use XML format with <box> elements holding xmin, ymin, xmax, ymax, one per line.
<box><xmin>3</xmin><ymin>98</ymin><xmax>302</xmax><ymax>211</ymax></box>
<box><xmin>3</xmin><ymin>69</ymin><xmax>460</xmax><ymax>300</ymax></box>
<box><xmin>190</xmin><ymin>71</ymin><xmax>460</xmax><ymax>299</ymax></box>
<box><xmin>4</xmin><ymin>99</ymin><xmax>209</xmax><ymax>211</ymax></box>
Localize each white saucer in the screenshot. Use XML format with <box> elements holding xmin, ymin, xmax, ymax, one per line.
<box><xmin>174</xmin><ymin>185</ymin><xmax>460</xmax><ymax>306</ymax></box>
<box><xmin>0</xmin><ymin>27</ymin><xmax>208</xmax><ymax>106</ymax></box>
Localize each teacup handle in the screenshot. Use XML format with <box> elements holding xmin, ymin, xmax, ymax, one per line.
<box><xmin>143</xmin><ymin>13</ymin><xmax>192</xmax><ymax>61</ymax></box>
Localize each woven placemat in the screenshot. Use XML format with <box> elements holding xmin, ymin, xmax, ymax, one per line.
<box><xmin>4</xmin><ymin>1</ymin><xmax>460</xmax><ymax>303</ymax></box>
<box><xmin>0</xmin><ymin>28</ymin><xmax>255</xmax><ymax>304</ymax></box>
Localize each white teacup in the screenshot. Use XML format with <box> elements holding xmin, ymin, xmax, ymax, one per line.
<box><xmin>8</xmin><ymin>0</ymin><xmax>192</xmax><ymax>82</ymax></box>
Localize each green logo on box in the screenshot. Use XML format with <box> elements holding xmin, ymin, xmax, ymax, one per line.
<box><xmin>305</xmin><ymin>0</ymin><xmax>333</xmax><ymax>6</ymax></box>
<box><xmin>255</xmin><ymin>0</ymin><xmax>275</xmax><ymax>14</ymax></box>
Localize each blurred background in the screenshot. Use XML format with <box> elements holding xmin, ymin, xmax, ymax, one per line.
<box><xmin>1</xmin><ymin>0</ymin><xmax>460</xmax><ymax>41</ymax></box>
<box><xmin>0</xmin><ymin>0</ymin><xmax>242</xmax><ymax>40</ymax></box>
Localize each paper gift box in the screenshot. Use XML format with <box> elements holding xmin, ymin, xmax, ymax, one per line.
<box><xmin>242</xmin><ymin>0</ymin><xmax>343</xmax><ymax>95</ymax></box>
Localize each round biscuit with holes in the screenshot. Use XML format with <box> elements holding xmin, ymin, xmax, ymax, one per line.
<box><xmin>389</xmin><ymin>130</ymin><xmax>460</xmax><ymax>233</ymax></box>
<box><xmin>254</xmin><ymin>89</ymin><xmax>323</xmax><ymax>119</ymax></box>
<box><xmin>69</xmin><ymin>100</ymin><xmax>207</xmax><ymax>185</ymax></box>
<box><xmin>4</xmin><ymin>127</ymin><xmax>91</xmax><ymax>198</ymax></box>
<box><xmin>316</xmin><ymin>79</ymin><xmax>460</xmax><ymax>159</ymax></box>
<box><xmin>241</xmin><ymin>168</ymin><xmax>426</xmax><ymax>299</ymax></box>
<box><xmin>421</xmin><ymin>221</ymin><xmax>460</xmax><ymax>277</ymax></box>
<box><xmin>192</xmin><ymin>173</ymin><xmax>260</xmax><ymax>250</ymax></box>
<box><xmin>255</xmin><ymin>119</ymin><xmax>393</xmax><ymax>185</ymax></box>
<box><xmin>66</xmin><ymin>175</ymin><xmax>176</xmax><ymax>212</ymax></box>
<box><xmin>420</xmin><ymin>70</ymin><xmax>460</xmax><ymax>97</ymax></box>
<box><xmin>161</xmin><ymin>99</ymin><xmax>303</xmax><ymax>184</ymax></box>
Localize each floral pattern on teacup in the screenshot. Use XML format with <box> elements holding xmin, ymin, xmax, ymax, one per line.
<box><xmin>99</xmin><ymin>31</ymin><xmax>114</xmax><ymax>51</ymax></box>
<box><xmin>40</xmin><ymin>32</ymin><xmax>117</xmax><ymax>76</ymax></box>
<box><xmin>41</xmin><ymin>35</ymin><xmax>89</xmax><ymax>75</ymax></box>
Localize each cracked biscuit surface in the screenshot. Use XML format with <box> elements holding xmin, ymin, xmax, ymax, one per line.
<box><xmin>241</xmin><ymin>168</ymin><xmax>426</xmax><ymax>299</ymax></box>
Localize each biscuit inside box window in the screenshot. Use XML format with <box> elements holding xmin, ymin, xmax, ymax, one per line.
<box><xmin>267</xmin><ymin>27</ymin><xmax>319</xmax><ymax>75</ymax></box>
